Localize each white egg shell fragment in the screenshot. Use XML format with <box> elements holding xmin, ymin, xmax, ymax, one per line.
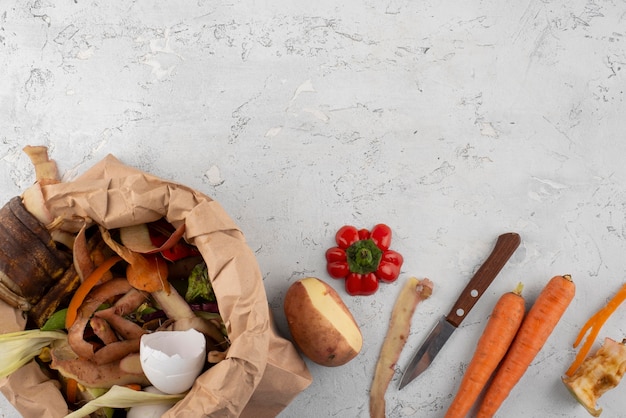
<box><xmin>140</xmin><ymin>329</ymin><xmax>207</xmax><ymax>394</ymax></box>
<box><xmin>126</xmin><ymin>386</ymin><xmax>176</xmax><ymax>418</ymax></box>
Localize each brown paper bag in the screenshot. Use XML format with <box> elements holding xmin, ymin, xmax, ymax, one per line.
<box><xmin>0</xmin><ymin>154</ymin><xmax>312</xmax><ymax>417</ymax></box>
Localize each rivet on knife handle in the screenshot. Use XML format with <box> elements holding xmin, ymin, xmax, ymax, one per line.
<box><xmin>398</xmin><ymin>232</ymin><xmax>521</xmax><ymax>389</ymax></box>
<box><xmin>445</xmin><ymin>232</ymin><xmax>521</xmax><ymax>328</ymax></box>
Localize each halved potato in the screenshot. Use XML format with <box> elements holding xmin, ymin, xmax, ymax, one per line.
<box><xmin>284</xmin><ymin>277</ymin><xmax>362</xmax><ymax>367</ymax></box>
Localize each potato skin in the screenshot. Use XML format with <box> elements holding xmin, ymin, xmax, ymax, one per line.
<box><xmin>284</xmin><ymin>277</ymin><xmax>362</xmax><ymax>367</ymax></box>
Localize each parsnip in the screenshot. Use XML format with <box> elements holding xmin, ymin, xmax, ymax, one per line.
<box><xmin>369</xmin><ymin>277</ymin><xmax>433</xmax><ymax>418</ymax></box>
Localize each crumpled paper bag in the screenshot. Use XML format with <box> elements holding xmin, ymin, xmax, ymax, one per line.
<box><xmin>0</xmin><ymin>154</ymin><xmax>312</xmax><ymax>417</ymax></box>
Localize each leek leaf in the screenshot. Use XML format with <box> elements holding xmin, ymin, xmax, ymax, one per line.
<box><xmin>0</xmin><ymin>329</ymin><xmax>67</xmax><ymax>378</ymax></box>
<box><xmin>66</xmin><ymin>385</ymin><xmax>184</xmax><ymax>418</ymax></box>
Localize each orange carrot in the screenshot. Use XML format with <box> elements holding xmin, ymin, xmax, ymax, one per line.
<box><xmin>565</xmin><ymin>283</ymin><xmax>626</xmax><ymax>377</ymax></box>
<box><xmin>65</xmin><ymin>255</ymin><xmax>123</xmax><ymax>329</ymax></box>
<box><xmin>445</xmin><ymin>283</ymin><xmax>526</xmax><ymax>418</ymax></box>
<box><xmin>476</xmin><ymin>275</ymin><xmax>575</xmax><ymax>418</ymax></box>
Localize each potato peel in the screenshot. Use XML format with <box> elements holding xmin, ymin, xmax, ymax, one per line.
<box><xmin>369</xmin><ymin>277</ymin><xmax>434</xmax><ymax>418</ymax></box>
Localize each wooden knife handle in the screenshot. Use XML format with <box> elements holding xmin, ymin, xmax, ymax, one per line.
<box><xmin>445</xmin><ymin>232</ymin><xmax>521</xmax><ymax>328</ymax></box>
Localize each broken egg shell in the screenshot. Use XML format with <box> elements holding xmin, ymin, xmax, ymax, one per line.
<box><xmin>126</xmin><ymin>386</ymin><xmax>176</xmax><ymax>418</ymax></box>
<box><xmin>140</xmin><ymin>329</ymin><xmax>206</xmax><ymax>394</ymax></box>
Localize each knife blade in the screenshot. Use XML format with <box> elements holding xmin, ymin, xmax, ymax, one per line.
<box><xmin>398</xmin><ymin>232</ymin><xmax>521</xmax><ymax>390</ymax></box>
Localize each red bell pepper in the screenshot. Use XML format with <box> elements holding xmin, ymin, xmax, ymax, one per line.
<box><xmin>325</xmin><ymin>224</ymin><xmax>403</xmax><ymax>296</ymax></box>
<box><xmin>147</xmin><ymin>219</ymin><xmax>201</xmax><ymax>262</ymax></box>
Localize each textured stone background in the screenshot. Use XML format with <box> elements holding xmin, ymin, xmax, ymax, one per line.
<box><xmin>1</xmin><ymin>0</ymin><xmax>626</xmax><ymax>417</ymax></box>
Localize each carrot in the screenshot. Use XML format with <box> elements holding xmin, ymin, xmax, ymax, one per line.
<box><xmin>65</xmin><ymin>255</ymin><xmax>123</xmax><ymax>329</ymax></box>
<box><xmin>65</xmin><ymin>377</ymin><xmax>78</xmax><ymax>404</ymax></box>
<box><xmin>444</xmin><ymin>283</ymin><xmax>525</xmax><ymax>418</ymax></box>
<box><xmin>565</xmin><ymin>283</ymin><xmax>626</xmax><ymax>377</ymax></box>
<box><xmin>476</xmin><ymin>275</ymin><xmax>575</xmax><ymax>418</ymax></box>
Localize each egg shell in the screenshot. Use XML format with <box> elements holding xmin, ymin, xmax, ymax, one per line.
<box><xmin>140</xmin><ymin>329</ymin><xmax>206</xmax><ymax>394</ymax></box>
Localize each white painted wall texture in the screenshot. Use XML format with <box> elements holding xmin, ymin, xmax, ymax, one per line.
<box><xmin>1</xmin><ymin>0</ymin><xmax>626</xmax><ymax>417</ymax></box>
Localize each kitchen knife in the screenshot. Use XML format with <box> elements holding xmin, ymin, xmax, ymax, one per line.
<box><xmin>398</xmin><ymin>232</ymin><xmax>521</xmax><ymax>390</ymax></box>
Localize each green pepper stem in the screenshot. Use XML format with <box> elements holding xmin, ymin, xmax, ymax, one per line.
<box><xmin>345</xmin><ymin>239</ymin><xmax>383</xmax><ymax>275</ymax></box>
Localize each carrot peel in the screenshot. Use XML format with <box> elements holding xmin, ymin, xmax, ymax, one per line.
<box><xmin>65</xmin><ymin>255</ymin><xmax>123</xmax><ymax>329</ymax></box>
<box><xmin>65</xmin><ymin>377</ymin><xmax>78</xmax><ymax>405</ymax></box>
<box><xmin>565</xmin><ymin>283</ymin><xmax>626</xmax><ymax>377</ymax></box>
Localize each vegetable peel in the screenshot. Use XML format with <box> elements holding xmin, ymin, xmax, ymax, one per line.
<box><xmin>65</xmin><ymin>256</ymin><xmax>123</xmax><ymax>329</ymax></box>
<box><xmin>99</xmin><ymin>226</ymin><xmax>170</xmax><ymax>294</ymax></box>
<box><xmin>566</xmin><ymin>282</ymin><xmax>626</xmax><ymax>377</ymax></box>
<box><xmin>369</xmin><ymin>277</ymin><xmax>433</xmax><ymax>418</ymax></box>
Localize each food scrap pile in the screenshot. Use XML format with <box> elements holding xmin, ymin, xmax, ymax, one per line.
<box><xmin>0</xmin><ymin>147</ymin><xmax>229</xmax><ymax>417</ymax></box>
